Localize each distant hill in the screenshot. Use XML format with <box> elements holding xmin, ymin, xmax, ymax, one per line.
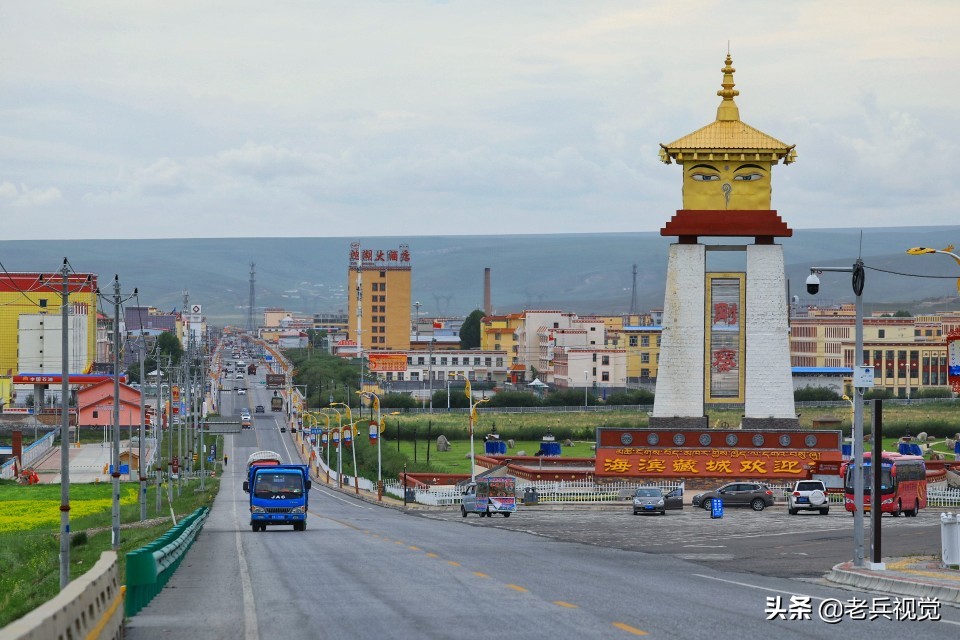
<box><xmin>2</xmin><ymin>226</ymin><xmax>960</xmax><ymax>324</ymax></box>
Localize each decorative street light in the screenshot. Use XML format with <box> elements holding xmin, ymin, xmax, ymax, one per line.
<box><xmin>318</xmin><ymin>409</ymin><xmax>334</xmax><ymax>485</ymax></box>
<box><xmin>331</xmin><ymin>402</ymin><xmax>360</xmax><ymax>494</ymax></box>
<box><xmin>907</xmin><ymin>245</ymin><xmax>960</xmax><ymax>294</ymax></box>
<box><xmin>455</xmin><ymin>373</ymin><xmax>489</xmax><ymax>482</ymax></box>
<box><xmin>359</xmin><ymin>391</ymin><xmax>383</xmax><ymax>500</ymax></box>
<box><xmin>326</xmin><ymin>406</ymin><xmax>343</xmax><ymax>488</ymax></box>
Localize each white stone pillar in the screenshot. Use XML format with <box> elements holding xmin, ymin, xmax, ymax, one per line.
<box><xmin>744</xmin><ymin>244</ymin><xmax>796</xmax><ymax>419</ymax></box>
<box><xmin>652</xmin><ymin>244</ymin><xmax>705</xmax><ymax>418</ymax></box>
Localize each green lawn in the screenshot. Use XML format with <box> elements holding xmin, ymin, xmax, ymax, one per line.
<box><xmin>0</xmin><ymin>478</ymin><xmax>219</xmax><ymax>628</ymax></box>
<box><xmin>367</xmin><ymin>439</ymin><xmax>595</xmax><ymax>475</ymax></box>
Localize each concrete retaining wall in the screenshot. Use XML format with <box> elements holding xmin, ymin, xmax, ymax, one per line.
<box><xmin>0</xmin><ymin>551</ymin><xmax>123</xmax><ymax>640</ymax></box>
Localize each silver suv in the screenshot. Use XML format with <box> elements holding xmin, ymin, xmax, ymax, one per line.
<box><xmin>787</xmin><ymin>480</ymin><xmax>829</xmax><ymax>515</ymax></box>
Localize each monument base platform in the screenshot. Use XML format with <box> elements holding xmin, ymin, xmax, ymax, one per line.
<box><xmin>648</xmin><ymin>416</ymin><xmax>709</xmax><ymax>429</ymax></box>
<box><xmin>741</xmin><ymin>417</ymin><xmax>801</xmax><ymax>430</ymax></box>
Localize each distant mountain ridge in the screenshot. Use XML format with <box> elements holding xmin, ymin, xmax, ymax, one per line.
<box><xmin>2</xmin><ymin>227</ymin><xmax>959</xmax><ymax>324</ymax></box>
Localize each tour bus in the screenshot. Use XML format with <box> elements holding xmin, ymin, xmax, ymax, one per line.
<box><xmin>841</xmin><ymin>452</ymin><xmax>927</xmax><ymax>517</ymax></box>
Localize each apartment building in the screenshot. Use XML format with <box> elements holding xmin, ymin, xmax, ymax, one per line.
<box><xmin>790</xmin><ymin>308</ymin><xmax>958</xmax><ymax>397</ymax></box>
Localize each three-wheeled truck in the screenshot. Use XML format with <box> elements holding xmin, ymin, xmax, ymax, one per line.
<box><xmin>461</xmin><ymin>477</ymin><xmax>517</xmax><ymax>517</ymax></box>
<box><xmin>243</xmin><ymin>451</ymin><xmax>311</xmax><ymax>531</ymax></box>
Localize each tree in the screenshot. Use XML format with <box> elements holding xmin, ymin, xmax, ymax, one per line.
<box><xmin>893</xmin><ymin>310</ymin><xmax>912</xmax><ymax>317</ymax></box>
<box><xmin>127</xmin><ymin>330</ymin><xmax>184</xmax><ymax>382</ymax></box>
<box><xmin>459</xmin><ymin>309</ymin><xmax>485</xmax><ymax>350</ymax></box>
<box><xmin>793</xmin><ymin>386</ymin><xmax>841</xmax><ymax>402</ymax></box>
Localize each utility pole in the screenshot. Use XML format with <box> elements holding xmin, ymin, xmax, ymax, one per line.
<box><xmin>178</xmin><ymin>365</ymin><xmax>184</xmax><ymax>496</ymax></box>
<box><xmin>355</xmin><ymin>247</ymin><xmax>363</xmax><ymax>398</ymax></box>
<box><xmin>156</xmin><ymin>361</ymin><xmax>164</xmax><ymax>514</ymax></box>
<box><xmin>57</xmin><ymin>259</ymin><xmax>71</xmax><ymax>589</ymax></box>
<box><xmin>110</xmin><ymin>276</ymin><xmax>122</xmax><ymax>550</ymax></box>
<box><xmin>182</xmin><ymin>290</ymin><xmax>190</xmax><ymax>477</ymax></box>
<box><xmin>138</xmin><ymin>342</ymin><xmax>146</xmax><ymax>521</ymax></box>
<box><xmin>198</xmin><ymin>342</ymin><xmax>206</xmax><ymax>491</ymax></box>
<box><xmin>248</xmin><ymin>263</ymin><xmax>256</xmax><ymax>334</ymax></box>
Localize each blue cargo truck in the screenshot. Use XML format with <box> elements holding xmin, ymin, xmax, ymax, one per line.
<box><xmin>242</xmin><ymin>451</ymin><xmax>311</xmax><ymax>531</ymax></box>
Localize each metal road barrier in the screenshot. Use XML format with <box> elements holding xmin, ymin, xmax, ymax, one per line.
<box><xmin>125</xmin><ymin>506</ymin><xmax>210</xmax><ymax>617</ymax></box>
<box><xmin>0</xmin><ymin>551</ymin><xmax>123</xmax><ymax>640</ymax></box>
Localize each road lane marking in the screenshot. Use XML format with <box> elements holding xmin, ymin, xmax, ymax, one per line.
<box><xmin>315</xmin><ymin>487</ymin><xmax>368</xmax><ymax>508</ymax></box>
<box><xmin>408</xmin><ymin>545</ymin><xmax>421</xmax><ymax>551</ymax></box>
<box><xmin>506</xmin><ymin>584</ymin><xmax>528</xmax><ymax>593</ymax></box>
<box><xmin>473</xmin><ymin>572</ymin><xmax>489</xmax><ymax>578</ymax></box>
<box><xmin>693</xmin><ymin>574</ymin><xmax>827</xmax><ymax>602</ymax></box>
<box><xmin>448</xmin><ymin>561</ymin><xmax>461</xmax><ymax>567</ymax></box>
<box><xmin>425</xmin><ymin>552</ymin><xmax>440</xmax><ymax>558</ymax></box>
<box><xmin>612</xmin><ymin>622</ymin><xmax>648</xmax><ymax>636</ymax></box>
<box><xmin>553</xmin><ymin>601</ymin><xmax>578</xmax><ymax>609</ymax></box>
<box><xmin>231</xmin><ymin>437</ymin><xmax>259</xmax><ymax>640</ymax></box>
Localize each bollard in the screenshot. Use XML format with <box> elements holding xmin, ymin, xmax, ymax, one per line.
<box><xmin>942</xmin><ymin>512</ymin><xmax>960</xmax><ymax>569</ymax></box>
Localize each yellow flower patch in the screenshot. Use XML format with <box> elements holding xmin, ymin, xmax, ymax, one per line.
<box><xmin>0</xmin><ymin>488</ymin><xmax>138</xmax><ymax>533</ymax></box>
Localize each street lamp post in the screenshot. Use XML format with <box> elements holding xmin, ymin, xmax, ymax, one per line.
<box><xmin>808</xmin><ymin>259</ymin><xmax>869</xmax><ymax>567</ymax></box>
<box><xmin>318</xmin><ymin>410</ymin><xmax>333</xmax><ymax>485</ymax></box>
<box><xmin>359</xmin><ymin>391</ymin><xmax>382</xmax><ymax>500</ymax></box>
<box><xmin>326</xmin><ymin>406</ymin><xmax>342</xmax><ymax>487</ymax></box>
<box><xmin>456</xmin><ymin>374</ymin><xmax>489</xmax><ymax>482</ymax></box>
<box><xmin>331</xmin><ymin>402</ymin><xmax>359</xmax><ymax>494</ymax></box>
<box><xmin>907</xmin><ymin>246</ymin><xmax>960</xmax><ymax>295</ymax></box>
<box><xmin>584</xmin><ymin>371</ymin><xmax>588</xmax><ymax>407</ymax></box>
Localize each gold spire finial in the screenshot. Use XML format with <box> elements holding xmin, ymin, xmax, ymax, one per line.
<box><xmin>716</xmin><ymin>52</ymin><xmax>740</xmax><ymax>121</ymax></box>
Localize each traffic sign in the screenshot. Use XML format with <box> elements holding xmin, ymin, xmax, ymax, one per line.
<box><xmin>310</xmin><ymin>428</ymin><xmax>323</xmax><ymax>435</ymax></box>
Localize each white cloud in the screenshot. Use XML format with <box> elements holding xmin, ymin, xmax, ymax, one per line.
<box><xmin>0</xmin><ymin>181</ymin><xmax>64</xmax><ymax>207</ymax></box>
<box><xmin>0</xmin><ymin>1</ymin><xmax>958</xmax><ymax>239</ymax></box>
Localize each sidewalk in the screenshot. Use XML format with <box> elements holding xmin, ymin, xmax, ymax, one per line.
<box><xmin>828</xmin><ymin>557</ymin><xmax>960</xmax><ymax>605</ymax></box>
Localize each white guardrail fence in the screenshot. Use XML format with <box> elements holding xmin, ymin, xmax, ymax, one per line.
<box><xmin>377</xmin><ymin>482</ymin><xmax>960</xmax><ymax>508</ymax></box>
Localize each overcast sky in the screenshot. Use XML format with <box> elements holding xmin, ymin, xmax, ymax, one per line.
<box><xmin>1</xmin><ymin>1</ymin><xmax>957</xmax><ymax>240</ymax></box>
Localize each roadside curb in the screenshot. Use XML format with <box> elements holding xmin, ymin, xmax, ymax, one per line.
<box><xmin>826</xmin><ymin>559</ymin><xmax>960</xmax><ymax>605</ymax></box>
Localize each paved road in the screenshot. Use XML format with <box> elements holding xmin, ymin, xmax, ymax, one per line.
<box><xmin>125</xmin><ymin>371</ymin><xmax>960</xmax><ymax>638</ymax></box>
<box><xmin>424</xmin><ymin>503</ymin><xmax>944</xmax><ymax>579</ymax></box>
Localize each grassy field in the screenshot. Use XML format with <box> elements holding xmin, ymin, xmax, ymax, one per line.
<box><xmin>0</xmin><ymin>478</ymin><xmax>220</xmax><ymax>628</ymax></box>
<box><xmin>316</xmin><ymin>402</ymin><xmax>960</xmax><ymax>478</ymax></box>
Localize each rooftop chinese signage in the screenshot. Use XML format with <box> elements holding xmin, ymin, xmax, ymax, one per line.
<box><xmin>349</xmin><ymin>241</ymin><xmax>411</xmax><ymax>267</ymax></box>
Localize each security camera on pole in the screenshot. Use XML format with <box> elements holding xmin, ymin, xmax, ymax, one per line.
<box><xmin>808</xmin><ymin>259</ymin><xmax>871</xmax><ymax>568</ymax></box>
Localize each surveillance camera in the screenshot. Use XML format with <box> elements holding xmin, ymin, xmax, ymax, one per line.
<box><xmin>805</xmin><ymin>273</ymin><xmax>820</xmax><ymax>295</ymax></box>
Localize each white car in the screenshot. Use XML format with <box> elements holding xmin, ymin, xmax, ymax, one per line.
<box><xmin>237</xmin><ymin>388</ymin><xmax>246</xmax><ymax>395</ymax></box>
<box><xmin>787</xmin><ymin>480</ymin><xmax>829</xmax><ymax>515</ymax></box>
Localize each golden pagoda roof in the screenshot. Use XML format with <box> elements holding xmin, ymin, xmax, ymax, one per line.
<box><xmin>660</xmin><ymin>53</ymin><xmax>797</xmax><ymax>165</ymax></box>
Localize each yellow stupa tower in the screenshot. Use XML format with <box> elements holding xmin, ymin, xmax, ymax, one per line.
<box><xmin>651</xmin><ymin>52</ymin><xmax>800</xmax><ymax>430</ymax></box>
<box><xmin>660</xmin><ymin>53</ymin><xmax>795</xmax><ymax>212</ymax></box>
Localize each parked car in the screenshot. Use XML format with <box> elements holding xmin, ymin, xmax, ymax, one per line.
<box><xmin>236</xmin><ymin>388</ymin><xmax>246</xmax><ymax>395</ymax></box>
<box><xmin>692</xmin><ymin>482</ymin><xmax>775</xmax><ymax>511</ymax></box>
<box><xmin>787</xmin><ymin>480</ymin><xmax>829</xmax><ymax>515</ymax></box>
<box><xmin>632</xmin><ymin>486</ymin><xmax>683</xmax><ymax>515</ymax></box>
<box><xmin>255</xmin><ymin>405</ymin><xmax>265</xmax><ymax>413</ymax></box>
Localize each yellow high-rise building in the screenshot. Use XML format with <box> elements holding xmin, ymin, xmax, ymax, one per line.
<box><xmin>346</xmin><ymin>243</ymin><xmax>412</xmax><ymax>352</ymax></box>
<box><xmin>0</xmin><ymin>272</ymin><xmax>99</xmax><ymax>405</ymax></box>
